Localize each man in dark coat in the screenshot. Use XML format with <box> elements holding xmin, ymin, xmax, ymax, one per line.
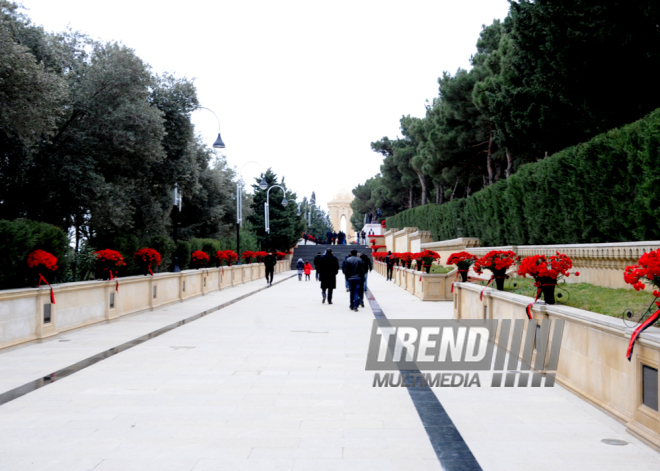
<box><xmin>318</xmin><ymin>249</ymin><xmax>339</xmax><ymax>304</ymax></box>
<box><xmin>359</xmin><ymin>253</ymin><xmax>372</xmax><ymax>307</ymax></box>
<box><xmin>264</xmin><ymin>250</ymin><xmax>277</xmax><ymax>285</ymax></box>
<box><xmin>332</xmin><ymin>231</ymin><xmax>337</xmax><ymax>245</ymax></box>
<box><xmin>385</xmin><ymin>251</ymin><xmax>395</xmax><ymax>281</ymax></box>
<box><xmin>313</xmin><ymin>252</ymin><xmax>322</xmax><ymax>281</ymax></box>
<box><xmin>342</xmin><ymin>249</ymin><xmax>365</xmax><ymax>311</ymax></box>
<box><xmin>326</xmin><ymin>230</ymin><xmax>333</xmax><ymax>245</ymax></box>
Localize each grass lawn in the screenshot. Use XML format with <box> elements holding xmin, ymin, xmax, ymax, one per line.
<box><xmin>430</xmin><ymin>265</ymin><xmax>454</xmax><ymax>275</ymax></box>
<box><xmin>490</xmin><ymin>277</ymin><xmax>657</xmax><ymax>321</ymax></box>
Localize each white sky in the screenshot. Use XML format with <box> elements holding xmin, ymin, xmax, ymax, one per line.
<box><xmin>19</xmin><ymin>0</ymin><xmax>510</xmax><ymax>211</ymax></box>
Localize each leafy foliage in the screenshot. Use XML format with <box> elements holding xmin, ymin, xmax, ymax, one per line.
<box><xmin>386</xmin><ymin>109</ymin><xmax>660</xmax><ymax>245</ymax></box>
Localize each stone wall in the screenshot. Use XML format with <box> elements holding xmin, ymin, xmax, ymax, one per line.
<box><xmin>374</xmin><ymin>261</ymin><xmax>454</xmax><ymax>301</ymax></box>
<box><xmin>0</xmin><ymin>261</ymin><xmax>289</xmax><ymax>351</ymax></box>
<box><xmin>454</xmin><ymin>281</ymin><xmax>660</xmax><ymax>451</ymax></box>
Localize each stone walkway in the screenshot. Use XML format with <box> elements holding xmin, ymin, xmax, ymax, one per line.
<box><xmin>0</xmin><ymin>270</ymin><xmax>658</xmax><ymax>470</ymax></box>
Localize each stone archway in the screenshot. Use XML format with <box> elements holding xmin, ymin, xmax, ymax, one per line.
<box><xmin>327</xmin><ymin>188</ymin><xmax>355</xmax><ymax>243</ymax></box>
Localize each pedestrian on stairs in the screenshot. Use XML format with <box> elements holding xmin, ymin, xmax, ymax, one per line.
<box><xmin>318</xmin><ymin>249</ymin><xmax>339</xmax><ymax>304</ymax></box>
<box><xmin>304</xmin><ymin>261</ymin><xmax>312</xmax><ymax>281</ymax></box>
<box><xmin>361</xmin><ymin>230</ymin><xmax>366</xmax><ymax>245</ymax></box>
<box><xmin>296</xmin><ymin>258</ymin><xmax>304</xmax><ymax>281</ymax></box>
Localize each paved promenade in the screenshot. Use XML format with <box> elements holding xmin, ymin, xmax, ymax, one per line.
<box><xmin>0</xmin><ymin>270</ymin><xmax>659</xmax><ymax>470</ymax></box>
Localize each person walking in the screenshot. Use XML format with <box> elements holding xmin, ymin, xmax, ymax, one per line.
<box><xmin>385</xmin><ymin>251</ymin><xmax>396</xmax><ymax>281</ymax></box>
<box><xmin>303</xmin><ymin>261</ymin><xmax>312</xmax><ymax>281</ymax></box>
<box><xmin>359</xmin><ymin>253</ymin><xmax>372</xmax><ymax>307</ymax></box>
<box><xmin>313</xmin><ymin>252</ymin><xmax>322</xmax><ymax>281</ymax></box>
<box><xmin>264</xmin><ymin>250</ymin><xmax>277</xmax><ymax>286</ymax></box>
<box><xmin>341</xmin><ymin>253</ymin><xmax>351</xmax><ymax>292</ymax></box>
<box><xmin>326</xmin><ymin>230</ymin><xmax>333</xmax><ymax>245</ymax></box>
<box><xmin>318</xmin><ymin>249</ymin><xmax>339</xmax><ymax>304</ymax></box>
<box><xmin>342</xmin><ymin>249</ymin><xmax>365</xmax><ymax>312</ymax></box>
<box><xmin>296</xmin><ymin>258</ymin><xmax>304</xmax><ymax>281</ymax></box>
<box><xmin>361</xmin><ymin>230</ymin><xmax>366</xmax><ymax>245</ymax></box>
<box><xmin>332</xmin><ymin>231</ymin><xmax>337</xmax><ymax>245</ymax></box>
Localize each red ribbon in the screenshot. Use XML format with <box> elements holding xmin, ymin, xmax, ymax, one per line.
<box><xmin>107</xmin><ymin>269</ymin><xmax>119</xmax><ymax>292</ymax></box>
<box><xmin>148</xmin><ymin>266</ymin><xmax>154</xmax><ymax>276</ymax></box>
<box><xmin>38</xmin><ymin>273</ymin><xmax>55</xmax><ymax>304</ymax></box>
<box><xmin>626</xmin><ymin>309</ymin><xmax>660</xmax><ymax>361</ymax></box>
<box><xmin>480</xmin><ymin>277</ymin><xmax>494</xmax><ymax>301</ymax></box>
<box><xmin>525</xmin><ymin>283</ymin><xmax>557</xmax><ymax>319</ymax></box>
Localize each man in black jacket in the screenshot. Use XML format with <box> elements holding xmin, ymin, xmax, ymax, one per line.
<box><xmin>264</xmin><ymin>250</ymin><xmax>277</xmax><ymax>285</ymax></box>
<box><xmin>318</xmin><ymin>249</ymin><xmax>339</xmax><ymax>304</ymax></box>
<box><xmin>313</xmin><ymin>252</ymin><xmax>322</xmax><ymax>281</ymax></box>
<box><xmin>359</xmin><ymin>253</ymin><xmax>372</xmax><ymax>308</ymax></box>
<box><xmin>342</xmin><ymin>249</ymin><xmax>365</xmax><ymax>311</ymax></box>
<box><xmin>385</xmin><ymin>251</ymin><xmax>395</xmax><ymax>281</ymax></box>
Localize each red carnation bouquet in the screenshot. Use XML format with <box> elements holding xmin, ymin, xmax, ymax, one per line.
<box><xmin>241</xmin><ymin>251</ymin><xmax>255</xmax><ymax>263</ymax></box>
<box><xmin>622</xmin><ymin>249</ymin><xmax>660</xmax><ymax>361</ymax></box>
<box><xmin>134</xmin><ymin>248</ymin><xmax>161</xmax><ymax>275</ymax></box>
<box><xmin>224</xmin><ymin>250</ymin><xmax>238</xmax><ymax>266</ymax></box>
<box><xmin>27</xmin><ymin>249</ymin><xmax>58</xmax><ymax>272</ymax></box>
<box><xmin>94</xmin><ymin>249</ymin><xmax>126</xmax><ymax>281</ymax></box>
<box><xmin>624</xmin><ymin>249</ymin><xmax>660</xmax><ymax>292</ymax></box>
<box><xmin>213</xmin><ymin>250</ymin><xmax>228</xmax><ymax>267</ymax></box>
<box><xmin>399</xmin><ymin>252</ymin><xmax>414</xmax><ymax>269</ymax></box>
<box><xmin>254</xmin><ymin>251</ymin><xmax>268</xmax><ymax>263</ymax></box>
<box><xmin>473</xmin><ymin>250</ymin><xmax>517</xmax><ymax>291</ymax></box>
<box><xmin>275</xmin><ymin>251</ymin><xmax>286</xmax><ymax>261</ymax></box>
<box><xmin>518</xmin><ymin>252</ymin><xmax>574</xmax><ymax>284</ymax></box>
<box><xmin>191</xmin><ymin>250</ymin><xmax>210</xmax><ymax>269</ymax></box>
<box><xmin>447</xmin><ymin>251</ymin><xmax>477</xmax><ymax>282</ymax></box>
<box><xmin>413</xmin><ymin>249</ymin><xmax>441</xmax><ymax>273</ymax></box>
<box><xmin>27</xmin><ymin>250</ymin><xmax>58</xmax><ymax>302</ymax></box>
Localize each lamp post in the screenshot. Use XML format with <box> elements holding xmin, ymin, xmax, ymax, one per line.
<box><xmin>172</xmin><ymin>183</ymin><xmax>183</xmax><ymax>242</ymax></box>
<box><xmin>235</xmin><ymin>162</ymin><xmax>263</xmax><ymax>264</ymax></box>
<box><xmin>196</xmin><ymin>106</ymin><xmax>226</xmax><ymax>149</ymax></box>
<box><xmin>264</xmin><ymin>185</ymin><xmax>288</xmax><ymax>235</ymax></box>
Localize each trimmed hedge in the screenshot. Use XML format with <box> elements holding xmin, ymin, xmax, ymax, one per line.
<box><xmin>386</xmin><ymin>108</ymin><xmax>660</xmax><ymax>246</ymax></box>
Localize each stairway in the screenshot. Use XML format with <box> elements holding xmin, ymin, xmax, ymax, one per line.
<box><xmin>290</xmin><ymin>244</ymin><xmax>372</xmax><ymax>269</ymax></box>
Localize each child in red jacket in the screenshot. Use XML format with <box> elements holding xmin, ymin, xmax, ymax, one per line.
<box><xmin>303</xmin><ymin>261</ymin><xmax>312</xmax><ymax>281</ymax></box>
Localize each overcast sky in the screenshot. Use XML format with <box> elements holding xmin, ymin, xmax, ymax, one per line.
<box><xmin>19</xmin><ymin>0</ymin><xmax>510</xmax><ymax>211</ymax></box>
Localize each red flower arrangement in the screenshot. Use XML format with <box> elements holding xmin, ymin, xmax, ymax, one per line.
<box><xmin>241</xmin><ymin>251</ymin><xmax>255</xmax><ymax>263</ymax></box>
<box><xmin>254</xmin><ymin>251</ymin><xmax>268</xmax><ymax>263</ymax></box>
<box><xmin>473</xmin><ymin>250</ymin><xmax>517</xmax><ymax>275</ymax></box>
<box><xmin>518</xmin><ymin>252</ymin><xmax>574</xmax><ymax>283</ymax></box>
<box><xmin>134</xmin><ymin>248</ymin><xmax>161</xmax><ymax>275</ymax></box>
<box><xmin>413</xmin><ymin>250</ymin><xmax>441</xmax><ymax>273</ymax></box>
<box><xmin>191</xmin><ymin>250</ymin><xmax>210</xmax><ymax>269</ymax></box>
<box><xmin>623</xmin><ymin>249</ymin><xmax>660</xmax><ymax>361</ymax></box>
<box><xmin>27</xmin><ymin>249</ymin><xmax>58</xmax><ymax>303</ymax></box>
<box><xmin>223</xmin><ymin>250</ymin><xmax>238</xmax><ymax>265</ymax></box>
<box><xmin>371</xmin><ymin>245</ymin><xmax>386</xmax><ymax>250</ymax></box>
<box><xmin>275</xmin><ymin>251</ymin><xmax>286</xmax><ymax>261</ymax></box>
<box><xmin>447</xmin><ymin>251</ymin><xmax>477</xmax><ymax>283</ymax></box>
<box><xmin>624</xmin><ymin>249</ymin><xmax>660</xmax><ymax>291</ymax></box>
<box><xmin>94</xmin><ymin>249</ymin><xmax>126</xmax><ymax>268</ymax></box>
<box><xmin>214</xmin><ymin>250</ymin><xmax>227</xmax><ymax>267</ymax></box>
<box><xmin>27</xmin><ymin>249</ymin><xmax>58</xmax><ymax>271</ymax></box>
<box><xmin>373</xmin><ymin>253</ymin><xmax>387</xmax><ymax>261</ymax></box>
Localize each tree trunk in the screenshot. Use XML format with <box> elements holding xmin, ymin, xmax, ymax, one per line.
<box><xmin>449</xmin><ymin>179</ymin><xmax>459</xmax><ymax>201</ymax></box>
<box><xmin>410</xmin><ymin>159</ymin><xmax>427</xmax><ymax>205</ymax></box>
<box><xmin>486</xmin><ymin>130</ymin><xmax>494</xmax><ymax>186</ymax></box>
<box><xmin>436</xmin><ymin>183</ymin><xmax>444</xmax><ymax>205</ymax></box>
<box><xmin>409</xmin><ymin>185</ymin><xmax>414</xmax><ymax>209</ymax></box>
<box><xmin>505</xmin><ymin>148</ymin><xmax>513</xmax><ymax>178</ymax></box>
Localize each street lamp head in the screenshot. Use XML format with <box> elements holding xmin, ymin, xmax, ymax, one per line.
<box><xmin>296</xmin><ymin>208</ymin><xmax>301</xmax><ymax>216</ymax></box>
<box><xmin>212</xmin><ymin>132</ymin><xmax>226</xmax><ymax>149</ymax></box>
<box><xmin>259</xmin><ymin>178</ymin><xmax>268</xmax><ymax>190</ymax></box>
<box><xmin>281</xmin><ymin>197</ymin><xmax>288</xmax><ymax>207</ymax></box>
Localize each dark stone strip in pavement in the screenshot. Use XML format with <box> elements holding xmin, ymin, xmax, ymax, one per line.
<box><xmin>0</xmin><ymin>274</ymin><xmax>296</xmax><ymax>408</ymax></box>
<box><xmin>365</xmin><ymin>288</ymin><xmax>483</xmax><ymax>471</ymax></box>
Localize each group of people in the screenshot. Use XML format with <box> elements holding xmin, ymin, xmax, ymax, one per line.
<box><xmin>305</xmin><ymin>248</ymin><xmax>372</xmax><ymax>311</ymax></box>
<box><xmin>356</xmin><ymin>228</ymin><xmax>375</xmax><ymax>245</ymax></box>
<box><xmin>325</xmin><ymin>230</ymin><xmax>347</xmax><ymax>245</ymax></box>
<box><xmin>365</xmin><ymin>208</ymin><xmax>383</xmax><ymax>225</ymax></box>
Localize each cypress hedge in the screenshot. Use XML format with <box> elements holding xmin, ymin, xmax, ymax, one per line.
<box><xmin>386</xmin><ymin>108</ymin><xmax>660</xmax><ymax>246</ymax></box>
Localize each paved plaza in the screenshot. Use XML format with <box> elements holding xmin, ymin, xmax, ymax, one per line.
<box><xmin>0</xmin><ymin>270</ymin><xmax>659</xmax><ymax>470</ymax></box>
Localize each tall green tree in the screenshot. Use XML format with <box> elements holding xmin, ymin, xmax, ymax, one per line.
<box><xmin>246</xmin><ymin>169</ymin><xmax>303</xmax><ymax>251</ymax></box>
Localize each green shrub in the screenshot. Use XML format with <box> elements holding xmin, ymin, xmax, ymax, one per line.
<box><xmin>386</xmin><ymin>108</ymin><xmax>660</xmax><ymax>245</ymax></box>
<box><xmin>0</xmin><ymin>219</ymin><xmax>70</xmax><ymax>289</ymax></box>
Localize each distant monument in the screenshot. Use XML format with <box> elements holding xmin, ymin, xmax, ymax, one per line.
<box><xmin>327</xmin><ymin>189</ymin><xmax>356</xmax><ymax>243</ymax></box>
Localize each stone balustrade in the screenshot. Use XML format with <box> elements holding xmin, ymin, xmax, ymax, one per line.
<box><xmin>0</xmin><ymin>260</ymin><xmax>289</xmax><ymax>351</ymax></box>
<box><xmin>374</xmin><ymin>261</ymin><xmax>454</xmax><ymax>301</ymax></box>
<box><xmin>453</xmin><ymin>280</ymin><xmax>660</xmax><ymax>451</ymax></box>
